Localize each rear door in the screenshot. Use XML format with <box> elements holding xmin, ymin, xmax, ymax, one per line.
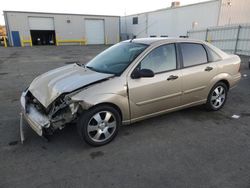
<box><xmin>178</xmin><ymin>42</ymin><xmax>218</xmax><ymax>105</ymax></box>
<box><xmin>127</xmin><ymin>43</ymin><xmax>182</xmax><ymax>121</ymax></box>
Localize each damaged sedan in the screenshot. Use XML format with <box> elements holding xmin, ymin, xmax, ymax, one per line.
<box><xmin>21</xmin><ymin>38</ymin><xmax>241</xmax><ymax>146</ymax></box>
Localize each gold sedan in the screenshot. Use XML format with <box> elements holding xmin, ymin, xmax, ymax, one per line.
<box><xmin>21</xmin><ymin>38</ymin><xmax>241</xmax><ymax>146</ymax></box>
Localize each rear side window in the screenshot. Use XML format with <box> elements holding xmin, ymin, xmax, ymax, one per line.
<box><xmin>180</xmin><ymin>43</ymin><xmax>208</xmax><ymax>67</ymax></box>
<box><xmin>205</xmin><ymin>46</ymin><xmax>222</xmax><ymax>62</ymax></box>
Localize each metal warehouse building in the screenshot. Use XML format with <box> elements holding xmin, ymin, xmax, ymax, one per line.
<box><xmin>121</xmin><ymin>0</ymin><xmax>250</xmax><ymax>39</ymax></box>
<box><xmin>4</xmin><ymin>11</ymin><xmax>120</xmax><ymax>47</ymax></box>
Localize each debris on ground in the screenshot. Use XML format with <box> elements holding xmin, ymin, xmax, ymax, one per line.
<box><xmin>232</xmin><ymin>114</ymin><xmax>240</xmax><ymax>119</ymax></box>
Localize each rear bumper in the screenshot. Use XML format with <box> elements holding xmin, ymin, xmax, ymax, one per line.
<box><xmin>20</xmin><ymin>91</ymin><xmax>50</xmax><ymax>136</ymax></box>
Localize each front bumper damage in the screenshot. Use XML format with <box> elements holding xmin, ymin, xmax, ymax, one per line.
<box><xmin>20</xmin><ymin>91</ymin><xmax>50</xmax><ymax>142</ymax></box>
<box><xmin>20</xmin><ymin>90</ymin><xmax>79</xmax><ymax>143</ymax></box>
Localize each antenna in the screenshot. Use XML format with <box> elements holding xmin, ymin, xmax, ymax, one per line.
<box><xmin>129</xmin><ymin>35</ymin><xmax>136</xmax><ymax>42</ymax></box>
<box><xmin>134</xmin><ymin>21</ymin><xmax>157</xmax><ymax>38</ymax></box>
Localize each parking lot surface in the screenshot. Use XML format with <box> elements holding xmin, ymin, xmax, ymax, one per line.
<box><xmin>0</xmin><ymin>45</ymin><xmax>250</xmax><ymax>188</ymax></box>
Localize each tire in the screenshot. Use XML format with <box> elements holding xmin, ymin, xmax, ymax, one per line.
<box><xmin>77</xmin><ymin>105</ymin><xmax>120</xmax><ymax>146</ymax></box>
<box><xmin>206</xmin><ymin>82</ymin><xmax>228</xmax><ymax>111</ymax></box>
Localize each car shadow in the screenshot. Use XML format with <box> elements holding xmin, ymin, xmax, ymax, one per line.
<box><xmin>18</xmin><ymin>102</ymin><xmax>233</xmax><ymax>151</ymax></box>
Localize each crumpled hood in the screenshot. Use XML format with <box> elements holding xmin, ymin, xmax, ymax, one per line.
<box><xmin>28</xmin><ymin>64</ymin><xmax>113</xmax><ymax>108</ymax></box>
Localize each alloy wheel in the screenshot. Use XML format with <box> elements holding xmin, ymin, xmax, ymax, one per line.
<box><xmin>210</xmin><ymin>85</ymin><xmax>226</xmax><ymax>109</ymax></box>
<box><xmin>87</xmin><ymin>111</ymin><xmax>117</xmax><ymax>142</ymax></box>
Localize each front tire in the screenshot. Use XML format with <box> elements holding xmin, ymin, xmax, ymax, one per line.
<box><xmin>206</xmin><ymin>82</ymin><xmax>228</xmax><ymax>111</ymax></box>
<box><xmin>77</xmin><ymin>105</ymin><xmax>120</xmax><ymax>146</ymax></box>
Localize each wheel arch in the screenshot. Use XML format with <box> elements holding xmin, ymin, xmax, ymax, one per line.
<box><xmin>218</xmin><ymin>79</ymin><xmax>230</xmax><ymax>90</ymax></box>
<box><xmin>73</xmin><ymin>92</ymin><xmax>130</xmax><ymax>123</ymax></box>
<box><xmin>77</xmin><ymin>102</ymin><xmax>123</xmax><ymax>122</ymax></box>
<box><xmin>209</xmin><ymin>73</ymin><xmax>231</xmax><ymax>91</ymax></box>
<box><xmin>207</xmin><ymin>79</ymin><xmax>229</xmax><ymax>100</ymax></box>
<box><xmin>90</xmin><ymin>102</ymin><xmax>123</xmax><ymax>122</ymax></box>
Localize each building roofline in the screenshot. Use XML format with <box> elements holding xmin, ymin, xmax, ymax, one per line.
<box><xmin>124</xmin><ymin>0</ymin><xmax>219</xmax><ymax>17</ymax></box>
<box><xmin>3</xmin><ymin>10</ymin><xmax>120</xmax><ymax>18</ymax></box>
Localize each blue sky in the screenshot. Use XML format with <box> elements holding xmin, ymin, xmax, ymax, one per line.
<box><xmin>0</xmin><ymin>0</ymin><xmax>210</xmax><ymax>25</ymax></box>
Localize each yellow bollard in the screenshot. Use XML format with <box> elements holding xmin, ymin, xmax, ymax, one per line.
<box><xmin>3</xmin><ymin>36</ymin><xmax>7</xmax><ymax>47</ymax></box>
<box><xmin>21</xmin><ymin>36</ymin><xmax>24</xmax><ymax>47</ymax></box>
<box><xmin>207</xmin><ymin>35</ymin><xmax>212</xmax><ymax>43</ymax></box>
<box><xmin>105</xmin><ymin>36</ymin><xmax>108</xmax><ymax>45</ymax></box>
<box><xmin>56</xmin><ymin>37</ymin><xmax>59</xmax><ymax>46</ymax></box>
<box><xmin>29</xmin><ymin>36</ymin><xmax>32</xmax><ymax>47</ymax></box>
<box><xmin>117</xmin><ymin>35</ymin><xmax>120</xmax><ymax>43</ymax></box>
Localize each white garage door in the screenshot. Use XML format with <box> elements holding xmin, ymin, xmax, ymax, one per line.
<box><xmin>29</xmin><ymin>17</ymin><xmax>55</xmax><ymax>30</ymax></box>
<box><xmin>85</xmin><ymin>19</ymin><xmax>105</xmax><ymax>44</ymax></box>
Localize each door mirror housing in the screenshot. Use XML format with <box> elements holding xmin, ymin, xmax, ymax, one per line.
<box><xmin>132</xmin><ymin>69</ymin><xmax>155</xmax><ymax>79</ymax></box>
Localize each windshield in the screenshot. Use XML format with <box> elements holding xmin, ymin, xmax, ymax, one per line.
<box><xmin>86</xmin><ymin>42</ymin><xmax>148</xmax><ymax>75</ymax></box>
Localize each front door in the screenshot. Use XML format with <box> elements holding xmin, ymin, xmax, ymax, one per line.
<box><xmin>11</xmin><ymin>31</ymin><xmax>21</xmax><ymax>47</ymax></box>
<box><xmin>128</xmin><ymin>43</ymin><xmax>182</xmax><ymax>121</ymax></box>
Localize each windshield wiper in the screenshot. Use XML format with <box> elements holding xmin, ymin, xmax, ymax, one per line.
<box><xmin>76</xmin><ymin>61</ymin><xmax>85</xmax><ymax>68</ymax></box>
<box><xmin>86</xmin><ymin>66</ymin><xmax>117</xmax><ymax>75</ymax></box>
<box><xmin>86</xmin><ymin>66</ymin><xmax>97</xmax><ymax>72</ymax></box>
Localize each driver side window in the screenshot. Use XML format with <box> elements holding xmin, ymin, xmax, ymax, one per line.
<box><xmin>140</xmin><ymin>44</ymin><xmax>177</xmax><ymax>73</ymax></box>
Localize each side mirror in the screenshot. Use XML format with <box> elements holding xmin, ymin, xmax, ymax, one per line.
<box><xmin>132</xmin><ymin>69</ymin><xmax>155</xmax><ymax>79</ymax></box>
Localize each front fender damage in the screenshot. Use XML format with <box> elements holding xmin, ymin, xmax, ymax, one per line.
<box><xmin>20</xmin><ymin>91</ymin><xmax>83</xmax><ymax>142</ymax></box>
<box><xmin>20</xmin><ymin>77</ymin><xmax>113</xmax><ymax>142</ymax></box>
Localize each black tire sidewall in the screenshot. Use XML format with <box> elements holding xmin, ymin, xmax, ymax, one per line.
<box><xmin>77</xmin><ymin>105</ymin><xmax>121</xmax><ymax>146</ymax></box>
<box><xmin>206</xmin><ymin>82</ymin><xmax>228</xmax><ymax>111</ymax></box>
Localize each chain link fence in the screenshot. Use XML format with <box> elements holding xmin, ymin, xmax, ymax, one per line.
<box><xmin>187</xmin><ymin>24</ymin><xmax>250</xmax><ymax>56</ymax></box>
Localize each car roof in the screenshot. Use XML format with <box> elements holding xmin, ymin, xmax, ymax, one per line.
<box><xmin>123</xmin><ymin>37</ymin><xmax>229</xmax><ymax>59</ymax></box>
<box><xmin>124</xmin><ymin>37</ymin><xmax>204</xmax><ymax>45</ymax></box>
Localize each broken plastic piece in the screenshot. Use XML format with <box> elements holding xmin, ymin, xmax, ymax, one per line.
<box><xmin>20</xmin><ymin>113</ymin><xmax>25</xmax><ymax>144</ymax></box>
<box><xmin>231</xmin><ymin>114</ymin><xmax>240</xmax><ymax>119</ymax></box>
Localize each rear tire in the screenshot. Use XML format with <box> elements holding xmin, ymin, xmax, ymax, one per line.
<box><xmin>206</xmin><ymin>82</ymin><xmax>228</xmax><ymax>111</ymax></box>
<box><xmin>77</xmin><ymin>105</ymin><xmax>120</xmax><ymax>146</ymax></box>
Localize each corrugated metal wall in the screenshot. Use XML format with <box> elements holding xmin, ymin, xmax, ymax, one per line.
<box><xmin>218</xmin><ymin>0</ymin><xmax>250</xmax><ymax>26</ymax></box>
<box><xmin>187</xmin><ymin>24</ymin><xmax>250</xmax><ymax>56</ymax></box>
<box><xmin>120</xmin><ymin>0</ymin><xmax>220</xmax><ymax>38</ymax></box>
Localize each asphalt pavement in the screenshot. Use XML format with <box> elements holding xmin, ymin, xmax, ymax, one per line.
<box><xmin>0</xmin><ymin>45</ymin><xmax>249</xmax><ymax>188</ymax></box>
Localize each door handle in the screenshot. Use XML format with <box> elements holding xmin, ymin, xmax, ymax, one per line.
<box><xmin>205</xmin><ymin>66</ymin><xmax>213</xmax><ymax>72</ymax></box>
<box><xmin>167</xmin><ymin>75</ymin><xmax>178</xmax><ymax>81</ymax></box>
